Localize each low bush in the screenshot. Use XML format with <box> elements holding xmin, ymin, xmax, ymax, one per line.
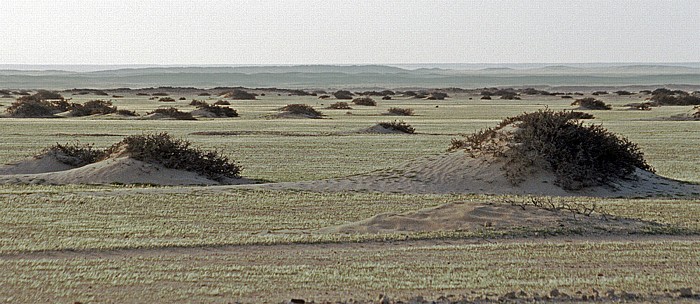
<box><xmin>280</xmin><ymin>104</ymin><xmax>322</xmax><ymax>118</ymax></box>
<box><xmin>327</xmin><ymin>102</ymin><xmax>352</xmax><ymax>109</ymax></box>
<box><xmin>333</xmin><ymin>90</ymin><xmax>354</xmax><ymax>100</ymax></box>
<box><xmin>614</xmin><ymin>90</ymin><xmax>633</xmax><ymax>95</ymax></box>
<box><xmin>382</xmin><ymin>96</ymin><xmax>392</xmax><ymax>100</ymax></box>
<box><xmin>179</xmin><ymin>97</ymin><xmax>186</xmax><ymax>100</ymax></box>
<box><xmin>352</xmin><ymin>97</ymin><xmax>377</xmax><ymax>106</ymax></box>
<box><xmin>378</xmin><ymin>120</ymin><xmax>415</xmax><ymax>134</ymax></box>
<box><xmin>449</xmin><ymin>109</ymin><xmax>652</xmax><ymax>190</ymax></box>
<box><xmin>69</xmin><ymin>100</ymin><xmax>117</xmax><ymax>116</ymax></box>
<box><xmin>572</xmin><ymin>97</ymin><xmax>612</xmax><ymax>110</ymax></box>
<box><xmin>197</xmin><ymin>92</ymin><xmax>211</xmax><ymax>96</ymax></box>
<box><xmin>93</xmin><ymin>90</ymin><xmax>109</xmax><ymax>96</ymax></box>
<box><xmin>152</xmin><ymin>92</ymin><xmax>169</xmax><ymax>96</ymax></box>
<box><xmin>221</xmin><ymin>89</ymin><xmax>256</xmax><ymax>100</ymax></box>
<box><xmin>147</xmin><ymin>107</ymin><xmax>196</xmax><ymax>120</ymax></box>
<box><xmin>159</xmin><ymin>97</ymin><xmax>176</xmax><ymax>102</ymax></box>
<box><xmin>6</xmin><ymin>100</ymin><xmax>58</xmax><ymax>117</ymax></box>
<box><xmin>104</xmin><ymin>133</ymin><xmax>241</xmax><ymax>181</ymax></box>
<box><xmin>591</xmin><ymin>91</ymin><xmax>608</xmax><ymax>96</ymax></box>
<box><xmin>481</xmin><ymin>95</ymin><xmax>492</xmax><ymax>100</ymax></box>
<box><xmin>650</xmin><ymin>92</ymin><xmax>700</xmax><ymax>105</ymax></box>
<box><xmin>386</xmin><ymin>107</ymin><xmax>414</xmax><ymax>116</ymax></box>
<box><xmin>189</xmin><ymin>100</ymin><xmax>208</xmax><ymax>106</ymax></box>
<box><xmin>213</xmin><ymin>100</ymin><xmax>230</xmax><ymax>105</ymax></box>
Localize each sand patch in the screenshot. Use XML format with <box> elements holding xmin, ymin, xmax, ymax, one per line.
<box><xmin>318</xmin><ymin>201</ymin><xmax>664</xmax><ymax>235</ymax></box>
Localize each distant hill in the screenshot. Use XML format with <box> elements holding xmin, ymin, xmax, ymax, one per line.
<box><xmin>1</xmin><ymin>64</ymin><xmax>699</xmax><ymax>89</ymax></box>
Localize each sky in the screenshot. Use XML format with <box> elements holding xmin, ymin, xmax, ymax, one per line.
<box><xmin>1</xmin><ymin>0</ymin><xmax>699</xmax><ymax>65</ymax></box>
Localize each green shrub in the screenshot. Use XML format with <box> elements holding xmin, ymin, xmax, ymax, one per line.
<box><xmin>69</xmin><ymin>100</ymin><xmax>117</xmax><ymax>116</ymax></box>
<box><xmin>572</xmin><ymin>97</ymin><xmax>612</xmax><ymax>110</ymax></box>
<box><xmin>378</xmin><ymin>120</ymin><xmax>415</xmax><ymax>134</ymax></box>
<box><xmin>280</xmin><ymin>104</ymin><xmax>322</xmax><ymax>118</ymax></box>
<box><xmin>386</xmin><ymin>107</ymin><xmax>414</xmax><ymax>116</ymax></box>
<box><xmin>449</xmin><ymin>109</ymin><xmax>652</xmax><ymax>190</ymax></box>
<box><xmin>327</xmin><ymin>102</ymin><xmax>352</xmax><ymax>109</ymax></box>
<box><xmin>352</xmin><ymin>97</ymin><xmax>377</xmax><ymax>106</ymax></box>
<box><xmin>148</xmin><ymin>108</ymin><xmax>196</xmax><ymax>120</ymax></box>
<box><xmin>104</xmin><ymin>133</ymin><xmax>241</xmax><ymax>181</ymax></box>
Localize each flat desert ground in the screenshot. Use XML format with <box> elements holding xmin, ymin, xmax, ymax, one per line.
<box><xmin>1</xmin><ymin>86</ymin><xmax>699</xmax><ymax>303</ymax></box>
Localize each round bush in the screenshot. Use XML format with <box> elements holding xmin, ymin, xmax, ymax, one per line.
<box><xmin>352</xmin><ymin>97</ymin><xmax>377</xmax><ymax>106</ymax></box>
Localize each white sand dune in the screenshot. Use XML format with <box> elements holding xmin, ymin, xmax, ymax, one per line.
<box><xmin>260</xmin><ymin>152</ymin><xmax>700</xmax><ymax>197</ymax></box>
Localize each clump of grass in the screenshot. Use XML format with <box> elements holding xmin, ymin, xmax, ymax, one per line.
<box><xmin>327</xmin><ymin>102</ymin><xmax>352</xmax><ymax>109</ymax></box>
<box><xmin>378</xmin><ymin>120</ymin><xmax>415</xmax><ymax>134</ymax></box>
<box><xmin>386</xmin><ymin>107</ymin><xmax>414</xmax><ymax>116</ymax></box>
<box><xmin>572</xmin><ymin>97</ymin><xmax>612</xmax><ymax>110</ymax></box>
<box><xmin>69</xmin><ymin>100</ymin><xmax>117</xmax><ymax>116</ymax></box>
<box><xmin>44</xmin><ymin>142</ymin><xmax>106</xmax><ymax>167</ymax></box>
<box><xmin>352</xmin><ymin>97</ymin><xmax>377</xmax><ymax>106</ymax></box>
<box><xmin>105</xmin><ymin>133</ymin><xmax>241</xmax><ymax>181</ymax></box>
<box><xmin>116</xmin><ymin>109</ymin><xmax>139</xmax><ymax>116</ymax></box>
<box><xmin>450</xmin><ymin>109</ymin><xmax>653</xmax><ymax>190</ymax></box>
<box><xmin>280</xmin><ymin>104</ymin><xmax>323</xmax><ymax>118</ymax></box>
<box><xmin>147</xmin><ymin>108</ymin><xmax>196</xmax><ymax>120</ymax></box>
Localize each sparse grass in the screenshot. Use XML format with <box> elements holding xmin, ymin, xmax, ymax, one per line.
<box><xmin>327</xmin><ymin>101</ymin><xmax>352</xmax><ymax>109</ymax></box>
<box><xmin>378</xmin><ymin>120</ymin><xmax>415</xmax><ymax>133</ymax></box>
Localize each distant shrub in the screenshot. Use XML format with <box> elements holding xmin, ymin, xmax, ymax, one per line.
<box><xmin>572</xmin><ymin>97</ymin><xmax>612</xmax><ymax>110</ymax></box>
<box><xmin>148</xmin><ymin>107</ymin><xmax>196</xmax><ymax>120</ymax></box>
<box><xmin>650</xmin><ymin>92</ymin><xmax>700</xmax><ymax>105</ymax></box>
<box><xmin>116</xmin><ymin>109</ymin><xmax>139</xmax><ymax>116</ymax></box>
<box><xmin>136</xmin><ymin>92</ymin><xmax>150</xmax><ymax>96</ymax></box>
<box><xmin>333</xmin><ymin>90</ymin><xmax>354</xmax><ymax>100</ymax></box>
<box><xmin>449</xmin><ymin>109</ymin><xmax>652</xmax><ymax>190</ymax></box>
<box><xmin>213</xmin><ymin>100</ymin><xmax>230</xmax><ymax>105</ymax></box>
<box><xmin>327</xmin><ymin>102</ymin><xmax>352</xmax><ymax>109</ymax></box>
<box><xmin>378</xmin><ymin>120</ymin><xmax>415</xmax><ymax>134</ymax></box>
<box><xmin>382</xmin><ymin>96</ymin><xmax>392</xmax><ymax>100</ymax></box>
<box><xmin>6</xmin><ymin>100</ymin><xmax>57</xmax><ymax>117</ymax></box>
<box><xmin>561</xmin><ymin>95</ymin><xmax>573</xmax><ymax>99</ymax></box>
<box><xmin>480</xmin><ymin>95</ymin><xmax>492</xmax><ymax>100</ymax></box>
<box><xmin>221</xmin><ymin>89</ymin><xmax>256</xmax><ymax>100</ymax></box>
<box><xmin>93</xmin><ymin>90</ymin><xmax>109</xmax><ymax>96</ymax></box>
<box><xmin>69</xmin><ymin>100</ymin><xmax>117</xmax><ymax>116</ymax></box>
<box><xmin>32</xmin><ymin>90</ymin><xmax>64</xmax><ymax>100</ymax></box>
<box><xmin>499</xmin><ymin>92</ymin><xmax>520</xmax><ymax>100</ymax></box>
<box><xmin>352</xmin><ymin>97</ymin><xmax>377</xmax><ymax>106</ymax></box>
<box><xmin>196</xmin><ymin>104</ymin><xmax>239</xmax><ymax>117</ymax></box>
<box><xmin>190</xmin><ymin>100</ymin><xmax>208</xmax><ymax>106</ymax></box>
<box><xmin>591</xmin><ymin>91</ymin><xmax>608</xmax><ymax>96</ymax></box>
<box><xmin>615</xmin><ymin>90</ymin><xmax>633</xmax><ymax>96</ymax></box>
<box><xmin>179</xmin><ymin>97</ymin><xmax>187</xmax><ymax>100</ymax></box>
<box><xmin>280</xmin><ymin>104</ymin><xmax>322</xmax><ymax>118</ymax></box>
<box><xmin>112</xmin><ymin>95</ymin><xmax>124</xmax><ymax>98</ymax></box>
<box><xmin>386</xmin><ymin>107</ymin><xmax>414</xmax><ymax>116</ymax></box>
<box><xmin>159</xmin><ymin>97</ymin><xmax>176</xmax><ymax>102</ymax></box>
<box><xmin>197</xmin><ymin>92</ymin><xmax>211</xmax><ymax>96</ymax></box>
<box><xmin>625</xmin><ymin>102</ymin><xmax>657</xmax><ymax>111</ymax></box>
<box><xmin>104</xmin><ymin>133</ymin><xmax>241</xmax><ymax>181</ymax></box>
<box><xmin>318</xmin><ymin>95</ymin><xmax>331</xmax><ymax>99</ymax></box>
<box><xmin>152</xmin><ymin>92</ymin><xmax>169</xmax><ymax>96</ymax></box>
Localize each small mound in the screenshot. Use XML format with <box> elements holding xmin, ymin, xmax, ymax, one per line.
<box><xmin>277</xmin><ymin>104</ymin><xmax>323</xmax><ymax>119</ymax></box>
<box><xmin>362</xmin><ymin>121</ymin><xmax>415</xmax><ymax>134</ymax></box>
<box><xmin>190</xmin><ymin>104</ymin><xmax>239</xmax><ymax>118</ymax></box>
<box><xmin>0</xmin><ymin>133</ymin><xmax>248</xmax><ymax>185</ymax></box>
<box><xmin>318</xmin><ymin>202</ymin><xmax>662</xmax><ymax>235</ymax></box>
<box><xmin>142</xmin><ymin>108</ymin><xmax>196</xmax><ymax>120</ymax></box>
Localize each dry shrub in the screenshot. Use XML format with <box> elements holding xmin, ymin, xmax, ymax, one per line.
<box><xmin>136</xmin><ymin>92</ymin><xmax>150</xmax><ymax>96</ymax></box>
<box><xmin>213</xmin><ymin>100</ymin><xmax>230</xmax><ymax>105</ymax></box>
<box><xmin>382</xmin><ymin>96</ymin><xmax>392</xmax><ymax>100</ymax></box>
<box><xmin>615</xmin><ymin>90</ymin><xmax>633</xmax><ymax>95</ymax></box>
<box><xmin>327</xmin><ymin>102</ymin><xmax>352</xmax><ymax>109</ymax></box>
<box><xmin>572</xmin><ymin>97</ymin><xmax>612</xmax><ymax>110</ymax></box>
<box><xmin>450</xmin><ymin>109</ymin><xmax>652</xmax><ymax>190</ymax></box>
<box><xmin>116</xmin><ymin>109</ymin><xmax>139</xmax><ymax>116</ymax></box>
<box><xmin>104</xmin><ymin>133</ymin><xmax>241</xmax><ymax>181</ymax></box>
<box><xmin>148</xmin><ymin>108</ymin><xmax>196</xmax><ymax>120</ymax></box>
<box><xmin>650</xmin><ymin>92</ymin><xmax>700</xmax><ymax>105</ymax></box>
<box><xmin>481</xmin><ymin>95</ymin><xmax>492</xmax><ymax>100</ymax></box>
<box><xmin>333</xmin><ymin>90</ymin><xmax>354</xmax><ymax>100</ymax></box>
<box><xmin>197</xmin><ymin>92</ymin><xmax>211</xmax><ymax>96</ymax></box>
<box><xmin>280</xmin><ymin>104</ymin><xmax>322</xmax><ymax>118</ymax></box>
<box><xmin>386</xmin><ymin>107</ymin><xmax>414</xmax><ymax>116</ymax></box>
<box><xmin>152</xmin><ymin>92</ymin><xmax>169</xmax><ymax>96</ymax></box>
<box><xmin>352</xmin><ymin>97</ymin><xmax>377</xmax><ymax>106</ymax></box>
<box><xmin>45</xmin><ymin>142</ymin><xmax>106</xmax><ymax>167</ymax></box>
<box><xmin>6</xmin><ymin>91</ymin><xmax>75</xmax><ymax>117</ymax></box>
<box><xmin>179</xmin><ymin>97</ymin><xmax>187</xmax><ymax>100</ymax></box>
<box><xmin>69</xmin><ymin>100</ymin><xmax>117</xmax><ymax>116</ymax></box>
<box><xmin>159</xmin><ymin>97</ymin><xmax>176</xmax><ymax>102</ymax></box>
<box><xmin>378</xmin><ymin>120</ymin><xmax>415</xmax><ymax>134</ymax></box>
<box><xmin>196</xmin><ymin>104</ymin><xmax>238</xmax><ymax>117</ymax></box>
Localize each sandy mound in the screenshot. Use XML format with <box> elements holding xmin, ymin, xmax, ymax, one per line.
<box><xmin>260</xmin><ymin>152</ymin><xmax>700</xmax><ymax>197</ymax></box>
<box><xmin>0</xmin><ymin>152</ymin><xmax>75</xmax><ymax>175</ymax></box>
<box><xmin>0</xmin><ymin>134</ymin><xmax>251</xmax><ymax>186</ymax></box>
<box><xmin>318</xmin><ymin>202</ymin><xmax>662</xmax><ymax>234</ymax></box>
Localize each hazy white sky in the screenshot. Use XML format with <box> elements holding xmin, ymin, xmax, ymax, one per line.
<box><xmin>1</xmin><ymin>0</ymin><xmax>698</xmax><ymax>64</ymax></box>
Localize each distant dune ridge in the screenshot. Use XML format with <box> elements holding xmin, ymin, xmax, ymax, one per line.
<box><xmin>1</xmin><ymin>64</ymin><xmax>700</xmax><ymax>89</ymax></box>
